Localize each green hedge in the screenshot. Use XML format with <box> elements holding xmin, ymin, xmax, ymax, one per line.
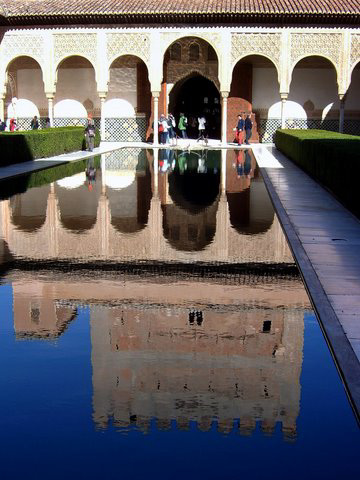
<box><xmin>0</xmin><ymin>126</ymin><xmax>101</xmax><ymax>166</ymax></box>
<box><xmin>275</xmin><ymin>129</ymin><xmax>360</xmax><ymax>218</ymax></box>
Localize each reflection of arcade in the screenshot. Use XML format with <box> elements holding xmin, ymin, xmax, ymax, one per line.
<box><xmin>160</xmin><ymin>149</ymin><xmax>220</xmax><ymax>251</ymax></box>
<box><xmin>227</xmin><ymin>149</ymin><xmax>274</xmax><ymax>234</ymax></box>
<box><xmin>9</xmin><ymin>273</ymin><xmax>309</xmax><ymax>438</ymax></box>
<box><xmin>0</xmin><ymin>148</ymin><xmax>290</xmax><ymax>263</ymax></box>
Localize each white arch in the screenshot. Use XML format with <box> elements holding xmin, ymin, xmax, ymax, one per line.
<box><xmin>289</xmin><ymin>54</ymin><xmax>339</xmax><ymax>90</ymax></box>
<box><xmin>231</xmin><ymin>53</ymin><xmax>280</xmax><ymax>86</ymax></box>
<box><xmin>3</xmin><ymin>54</ymin><xmax>46</xmax><ymax>88</ymax></box>
<box><xmin>54</xmin><ymin>54</ymin><xmax>98</xmax><ymax>87</ymax></box>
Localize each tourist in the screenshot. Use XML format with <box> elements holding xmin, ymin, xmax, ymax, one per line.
<box><xmin>159</xmin><ymin>114</ymin><xmax>168</xmax><ymax>144</ymax></box>
<box><xmin>167</xmin><ymin>113</ymin><xmax>176</xmax><ymax>145</ymax></box>
<box><xmin>178</xmin><ymin>112</ymin><xmax>188</xmax><ymax>139</ymax></box>
<box><xmin>9</xmin><ymin>118</ymin><xmax>16</xmax><ymax>132</ymax></box>
<box><xmin>0</xmin><ymin>119</ymin><xmax>5</xmax><ymax>131</ymax></box>
<box><xmin>235</xmin><ymin>114</ymin><xmax>244</xmax><ymax>145</ymax></box>
<box><xmin>197</xmin><ymin>115</ymin><xmax>206</xmax><ymax>142</ymax></box>
<box><xmin>45</xmin><ymin>117</ymin><xmax>51</xmax><ymax>128</ymax></box>
<box><xmin>84</xmin><ymin>119</ymin><xmax>96</xmax><ymax>151</ymax></box>
<box><xmin>245</xmin><ymin>113</ymin><xmax>253</xmax><ymax>144</ymax></box>
<box><xmin>30</xmin><ymin>115</ymin><xmax>39</xmax><ymax>130</ymax></box>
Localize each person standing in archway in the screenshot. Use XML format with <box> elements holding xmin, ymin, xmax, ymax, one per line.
<box><xmin>178</xmin><ymin>113</ymin><xmax>188</xmax><ymax>139</ymax></box>
<box><xmin>30</xmin><ymin>116</ymin><xmax>39</xmax><ymax>130</ymax></box>
<box><xmin>235</xmin><ymin>114</ymin><xmax>244</xmax><ymax>146</ymax></box>
<box><xmin>245</xmin><ymin>114</ymin><xmax>253</xmax><ymax>145</ymax></box>
<box><xmin>197</xmin><ymin>115</ymin><xmax>206</xmax><ymax>142</ymax></box>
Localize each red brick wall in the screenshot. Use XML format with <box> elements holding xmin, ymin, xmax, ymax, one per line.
<box><xmin>227</xmin><ymin>62</ymin><xmax>259</xmax><ymax>143</ymax></box>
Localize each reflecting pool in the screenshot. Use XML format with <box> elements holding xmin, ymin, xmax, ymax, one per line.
<box><xmin>0</xmin><ymin>148</ymin><xmax>358</xmax><ymax>479</ymax></box>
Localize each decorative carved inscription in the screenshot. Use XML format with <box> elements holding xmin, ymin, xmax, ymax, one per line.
<box><xmin>231</xmin><ymin>33</ymin><xmax>281</xmax><ymax>67</ymax></box>
<box><xmin>350</xmin><ymin>34</ymin><xmax>360</xmax><ymax>68</ymax></box>
<box><xmin>54</xmin><ymin>33</ymin><xmax>97</xmax><ymax>64</ymax></box>
<box><xmin>1</xmin><ymin>33</ymin><xmax>45</xmax><ymax>66</ymax></box>
<box><xmin>290</xmin><ymin>33</ymin><xmax>341</xmax><ymax>68</ymax></box>
<box><xmin>107</xmin><ymin>33</ymin><xmax>150</xmax><ymax>63</ymax></box>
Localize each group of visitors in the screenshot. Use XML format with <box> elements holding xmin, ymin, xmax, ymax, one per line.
<box><xmin>234</xmin><ymin>113</ymin><xmax>253</xmax><ymax>145</ymax></box>
<box><xmin>0</xmin><ymin>115</ymin><xmax>51</xmax><ymax>132</ymax></box>
<box><xmin>158</xmin><ymin>112</ymin><xmax>209</xmax><ymax>143</ymax></box>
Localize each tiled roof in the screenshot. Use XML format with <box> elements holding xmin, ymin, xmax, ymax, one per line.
<box><xmin>0</xmin><ymin>0</ymin><xmax>359</xmax><ymax>25</ymax></box>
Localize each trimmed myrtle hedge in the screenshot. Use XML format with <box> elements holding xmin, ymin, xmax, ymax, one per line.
<box><xmin>275</xmin><ymin>129</ymin><xmax>360</xmax><ymax>218</ymax></box>
<box><xmin>0</xmin><ymin>126</ymin><xmax>101</xmax><ymax>166</ymax></box>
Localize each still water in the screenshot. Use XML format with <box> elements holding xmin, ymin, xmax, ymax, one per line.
<box><xmin>0</xmin><ymin>148</ymin><xmax>358</xmax><ymax>479</ymax></box>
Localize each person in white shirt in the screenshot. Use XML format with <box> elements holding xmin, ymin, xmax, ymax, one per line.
<box><xmin>197</xmin><ymin>115</ymin><xmax>206</xmax><ymax>142</ymax></box>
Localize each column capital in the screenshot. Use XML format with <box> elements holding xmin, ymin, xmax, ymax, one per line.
<box><xmin>45</xmin><ymin>92</ymin><xmax>55</xmax><ymax>100</ymax></box>
<box><xmin>280</xmin><ymin>93</ymin><xmax>288</xmax><ymax>101</ymax></box>
<box><xmin>339</xmin><ymin>93</ymin><xmax>346</xmax><ymax>102</ymax></box>
<box><xmin>98</xmin><ymin>92</ymin><xmax>107</xmax><ymax>100</ymax></box>
<box><xmin>221</xmin><ymin>91</ymin><xmax>229</xmax><ymax>99</ymax></box>
<box><xmin>152</xmin><ymin>91</ymin><xmax>161</xmax><ymax>99</ymax></box>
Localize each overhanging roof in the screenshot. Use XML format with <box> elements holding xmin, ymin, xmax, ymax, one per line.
<box><xmin>0</xmin><ymin>0</ymin><xmax>360</xmax><ymax>26</ymax></box>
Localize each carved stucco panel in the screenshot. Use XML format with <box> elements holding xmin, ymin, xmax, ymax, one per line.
<box><xmin>0</xmin><ymin>33</ymin><xmax>45</xmax><ymax>68</ymax></box>
<box><xmin>350</xmin><ymin>34</ymin><xmax>360</xmax><ymax>70</ymax></box>
<box><xmin>161</xmin><ymin>32</ymin><xmax>222</xmax><ymax>59</ymax></box>
<box><xmin>290</xmin><ymin>33</ymin><xmax>341</xmax><ymax>69</ymax></box>
<box><xmin>107</xmin><ymin>33</ymin><xmax>150</xmax><ymax>64</ymax></box>
<box><xmin>231</xmin><ymin>33</ymin><xmax>281</xmax><ymax>69</ymax></box>
<box><xmin>54</xmin><ymin>33</ymin><xmax>97</xmax><ymax>66</ymax></box>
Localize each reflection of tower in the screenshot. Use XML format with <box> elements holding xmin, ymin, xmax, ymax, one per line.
<box><xmin>12</xmin><ymin>281</ymin><xmax>77</xmax><ymax>339</ymax></box>
<box><xmin>90</xmin><ymin>297</ymin><xmax>305</xmax><ymax>438</ymax></box>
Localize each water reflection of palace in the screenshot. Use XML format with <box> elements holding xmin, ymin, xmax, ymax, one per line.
<box><xmin>9</xmin><ymin>272</ymin><xmax>310</xmax><ymax>439</ymax></box>
<box><xmin>0</xmin><ymin>148</ymin><xmax>292</xmax><ymax>264</ymax></box>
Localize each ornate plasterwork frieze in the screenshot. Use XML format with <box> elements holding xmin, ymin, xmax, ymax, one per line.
<box><xmin>231</xmin><ymin>33</ymin><xmax>281</xmax><ymax>69</ymax></box>
<box><xmin>161</xmin><ymin>31</ymin><xmax>222</xmax><ymax>60</ymax></box>
<box><xmin>107</xmin><ymin>33</ymin><xmax>150</xmax><ymax>64</ymax></box>
<box><xmin>0</xmin><ymin>33</ymin><xmax>45</xmax><ymax>68</ymax></box>
<box><xmin>54</xmin><ymin>33</ymin><xmax>97</xmax><ymax>66</ymax></box>
<box><xmin>290</xmin><ymin>33</ymin><xmax>342</xmax><ymax>70</ymax></box>
<box><xmin>350</xmin><ymin>34</ymin><xmax>360</xmax><ymax>70</ymax></box>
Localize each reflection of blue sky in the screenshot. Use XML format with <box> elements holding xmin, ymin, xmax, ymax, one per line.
<box><xmin>0</xmin><ymin>286</ymin><xmax>357</xmax><ymax>479</ymax></box>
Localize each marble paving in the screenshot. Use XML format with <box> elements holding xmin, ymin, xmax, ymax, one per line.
<box><xmin>253</xmin><ymin>144</ymin><xmax>360</xmax><ymax>420</ymax></box>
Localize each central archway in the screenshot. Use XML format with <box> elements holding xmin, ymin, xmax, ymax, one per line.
<box><xmin>169</xmin><ymin>74</ymin><xmax>221</xmax><ymax>139</ymax></box>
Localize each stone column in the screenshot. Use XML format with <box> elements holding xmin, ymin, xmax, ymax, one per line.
<box><xmin>99</xmin><ymin>93</ymin><xmax>107</xmax><ymax>141</ymax></box>
<box><xmin>280</xmin><ymin>93</ymin><xmax>288</xmax><ymax>129</ymax></box>
<box><xmin>221</xmin><ymin>92</ymin><xmax>229</xmax><ymax>145</ymax></box>
<box><xmin>220</xmin><ymin>149</ymin><xmax>227</xmax><ymax>194</ymax></box>
<box><xmin>153</xmin><ymin>148</ymin><xmax>159</xmax><ymax>196</ymax></box>
<box><xmin>46</xmin><ymin>93</ymin><xmax>54</xmax><ymax>126</ymax></box>
<box><xmin>152</xmin><ymin>92</ymin><xmax>160</xmax><ymax>146</ymax></box>
<box><xmin>101</xmin><ymin>153</ymin><xmax>106</xmax><ymax>194</ymax></box>
<box><xmin>339</xmin><ymin>94</ymin><xmax>345</xmax><ymax>133</ymax></box>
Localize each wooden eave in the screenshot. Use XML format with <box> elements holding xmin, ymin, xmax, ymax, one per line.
<box><xmin>0</xmin><ymin>11</ymin><xmax>360</xmax><ymax>27</ymax></box>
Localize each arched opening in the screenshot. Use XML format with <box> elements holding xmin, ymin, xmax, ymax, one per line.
<box><xmin>56</xmin><ymin>173</ymin><xmax>101</xmax><ymax>232</ymax></box>
<box><xmin>162</xmin><ymin>36</ymin><xmax>220</xmax><ymax>139</ymax></box>
<box><xmin>288</xmin><ymin>56</ymin><xmax>339</xmax><ymax>130</ymax></box>
<box><xmin>162</xmin><ymin>150</ymin><xmax>220</xmax><ymax>251</ymax></box>
<box><xmin>229</xmin><ymin>55</ymin><xmax>279</xmax><ymax>143</ymax></box>
<box><xmin>344</xmin><ymin>62</ymin><xmax>360</xmax><ymax>135</ymax></box>
<box><xmin>10</xmin><ymin>185</ymin><xmax>49</xmax><ymax>232</ymax></box>
<box><xmin>5</xmin><ymin>56</ymin><xmax>46</xmax><ymax>129</ymax></box>
<box><xmin>107</xmin><ymin>55</ymin><xmax>151</xmax><ymax>141</ymax></box>
<box><xmin>225</xmin><ymin>150</ymin><xmax>274</xmax><ymax>234</ymax></box>
<box><xmin>54</xmin><ymin>56</ymin><xmax>98</xmax><ymax>127</ymax></box>
<box><xmin>169</xmin><ymin>75</ymin><xmax>221</xmax><ymax>139</ymax></box>
<box><xmin>106</xmin><ymin>149</ymin><xmax>152</xmax><ymax>233</ymax></box>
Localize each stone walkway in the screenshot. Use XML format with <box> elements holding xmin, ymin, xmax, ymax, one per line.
<box><xmin>252</xmin><ymin>144</ymin><xmax>360</xmax><ymax>421</ymax></box>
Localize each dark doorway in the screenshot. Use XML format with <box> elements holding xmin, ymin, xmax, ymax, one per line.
<box><xmin>169</xmin><ymin>75</ymin><xmax>221</xmax><ymax>139</ymax></box>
